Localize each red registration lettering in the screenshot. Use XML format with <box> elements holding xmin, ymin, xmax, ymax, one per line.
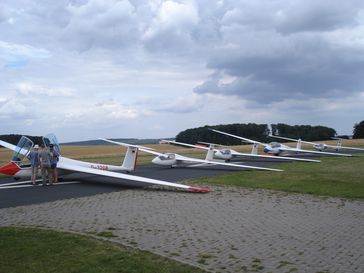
<box><xmin>91</xmin><ymin>165</ymin><xmax>109</xmax><ymax>171</ymax></box>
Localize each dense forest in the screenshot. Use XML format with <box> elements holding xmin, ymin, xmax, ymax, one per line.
<box><xmin>353</xmin><ymin>120</ymin><xmax>364</xmax><ymax>139</ymax></box>
<box><xmin>175</xmin><ymin>123</ymin><xmax>337</xmax><ymax>145</ymax></box>
<box><xmin>271</xmin><ymin>124</ymin><xmax>336</xmax><ymax>141</ymax></box>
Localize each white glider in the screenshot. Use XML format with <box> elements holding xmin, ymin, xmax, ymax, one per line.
<box><xmin>209</xmin><ymin>128</ymin><xmax>352</xmax><ymax>157</ymax></box>
<box><xmin>101</xmin><ymin>138</ymin><xmax>283</xmax><ymax>172</ymax></box>
<box><xmin>164</xmin><ymin>140</ymin><xmax>320</xmax><ymax>163</ymax></box>
<box><xmin>0</xmin><ymin>135</ymin><xmax>209</xmax><ymax>193</ymax></box>
<box><xmin>270</xmin><ymin>135</ymin><xmax>364</xmax><ymax>153</ymax></box>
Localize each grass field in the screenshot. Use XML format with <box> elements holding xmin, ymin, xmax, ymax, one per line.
<box><xmin>0</xmin><ymin>227</ymin><xmax>207</xmax><ymax>273</ymax></box>
<box><xmin>196</xmin><ymin>152</ymin><xmax>364</xmax><ymax>199</ymax></box>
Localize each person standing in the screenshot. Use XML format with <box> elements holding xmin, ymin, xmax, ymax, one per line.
<box><xmin>49</xmin><ymin>144</ymin><xmax>60</xmax><ymax>183</ymax></box>
<box><xmin>29</xmin><ymin>144</ymin><xmax>40</xmax><ymax>185</ymax></box>
<box><xmin>38</xmin><ymin>144</ymin><xmax>52</xmax><ymax>186</ymax></box>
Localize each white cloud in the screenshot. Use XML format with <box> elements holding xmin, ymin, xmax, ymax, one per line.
<box><xmin>0</xmin><ymin>0</ymin><xmax>363</xmax><ymax>140</ymax></box>
<box><xmin>14</xmin><ymin>82</ymin><xmax>74</xmax><ymax>97</ymax></box>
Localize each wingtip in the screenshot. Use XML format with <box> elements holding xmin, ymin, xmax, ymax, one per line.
<box><xmin>189</xmin><ymin>186</ymin><xmax>210</xmax><ymax>193</ymax></box>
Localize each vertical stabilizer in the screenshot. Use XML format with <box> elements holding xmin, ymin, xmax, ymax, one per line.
<box><xmin>251</xmin><ymin>143</ymin><xmax>259</xmax><ymax>155</ymax></box>
<box><xmin>296</xmin><ymin>139</ymin><xmax>302</xmax><ymax>150</ymax></box>
<box><xmin>121</xmin><ymin>147</ymin><xmax>138</xmax><ymax>171</ymax></box>
<box><xmin>205</xmin><ymin>145</ymin><xmax>215</xmax><ymax>161</ymax></box>
<box><xmin>336</xmin><ymin>139</ymin><xmax>342</xmax><ymax>151</ymax></box>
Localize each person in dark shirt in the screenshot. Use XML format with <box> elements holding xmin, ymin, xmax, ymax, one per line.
<box><xmin>49</xmin><ymin>144</ymin><xmax>60</xmax><ymax>183</ymax></box>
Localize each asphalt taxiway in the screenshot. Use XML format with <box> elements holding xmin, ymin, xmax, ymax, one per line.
<box><xmin>0</xmin><ymin>155</ymin><xmax>320</xmax><ymax>209</ymax></box>
<box><xmin>0</xmin><ymin>163</ymin><xmax>249</xmax><ymax>208</ymax></box>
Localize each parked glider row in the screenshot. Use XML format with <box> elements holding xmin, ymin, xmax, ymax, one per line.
<box><xmin>209</xmin><ymin>129</ymin><xmax>355</xmax><ymax>157</ymax></box>
<box><xmin>0</xmin><ymin>129</ymin><xmax>360</xmax><ymax>193</ymax></box>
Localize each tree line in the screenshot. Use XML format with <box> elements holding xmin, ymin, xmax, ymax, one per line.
<box><xmin>0</xmin><ymin>134</ymin><xmax>43</xmax><ymax>147</ymax></box>
<box><xmin>1</xmin><ymin>119</ymin><xmax>363</xmax><ymax>148</ymax></box>
<box><xmin>175</xmin><ymin>123</ymin><xmax>338</xmax><ymax>145</ymax></box>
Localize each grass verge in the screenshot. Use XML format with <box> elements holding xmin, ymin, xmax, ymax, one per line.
<box><xmin>0</xmin><ymin>226</ymin><xmax>207</xmax><ymax>273</ymax></box>
<box><xmin>196</xmin><ymin>153</ymin><xmax>364</xmax><ymax>199</ymax></box>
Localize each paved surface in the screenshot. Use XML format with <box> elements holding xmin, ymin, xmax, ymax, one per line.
<box><xmin>0</xmin><ymin>185</ymin><xmax>363</xmax><ymax>273</ymax></box>
<box><xmin>0</xmin><ymin>164</ymin><xmax>243</xmax><ymax>208</ymax></box>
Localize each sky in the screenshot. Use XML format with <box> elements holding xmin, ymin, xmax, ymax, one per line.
<box><xmin>1</xmin><ymin>0</ymin><xmax>364</xmax><ymax>142</ymax></box>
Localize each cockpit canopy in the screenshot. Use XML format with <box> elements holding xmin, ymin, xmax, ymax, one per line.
<box><xmin>220</xmin><ymin>149</ymin><xmax>232</xmax><ymax>155</ymax></box>
<box><xmin>158</xmin><ymin>153</ymin><xmax>176</xmax><ymax>160</ymax></box>
<box><xmin>269</xmin><ymin>142</ymin><xmax>281</xmax><ymax>148</ymax></box>
<box><xmin>43</xmin><ymin>133</ymin><xmax>61</xmax><ymax>155</ymax></box>
<box><xmin>11</xmin><ymin>133</ymin><xmax>61</xmax><ymax>163</ymax></box>
<box><xmin>11</xmin><ymin>136</ymin><xmax>33</xmax><ymax>162</ymax></box>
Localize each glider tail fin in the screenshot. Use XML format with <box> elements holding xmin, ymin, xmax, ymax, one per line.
<box><xmin>296</xmin><ymin>139</ymin><xmax>302</xmax><ymax>150</ymax></box>
<box><xmin>205</xmin><ymin>145</ymin><xmax>215</xmax><ymax>161</ymax></box>
<box><xmin>121</xmin><ymin>146</ymin><xmax>139</xmax><ymax>171</ymax></box>
<box><xmin>336</xmin><ymin>139</ymin><xmax>342</xmax><ymax>150</ymax></box>
<box><xmin>251</xmin><ymin>143</ymin><xmax>259</xmax><ymax>155</ymax></box>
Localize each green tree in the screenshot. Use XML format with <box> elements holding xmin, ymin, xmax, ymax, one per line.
<box><xmin>353</xmin><ymin>120</ymin><xmax>364</xmax><ymax>139</ymax></box>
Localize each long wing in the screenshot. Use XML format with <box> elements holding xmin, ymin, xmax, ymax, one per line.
<box><xmin>57</xmin><ymin>158</ymin><xmax>209</xmax><ymax>193</ymax></box>
<box><xmin>162</xmin><ymin>140</ymin><xmax>210</xmax><ymax>150</ymax></box>
<box><xmin>278</xmin><ymin>146</ymin><xmax>352</xmax><ymax>157</ymax></box>
<box><xmin>209</xmin><ymin>128</ymin><xmax>267</xmax><ymax>146</ymax></box>
<box><xmin>269</xmin><ymin>135</ymin><xmax>316</xmax><ymax>145</ymax></box>
<box><xmin>229</xmin><ymin>150</ymin><xmax>320</xmax><ymax>163</ymax></box>
<box><xmin>333</xmin><ymin>146</ymin><xmax>364</xmax><ymax>151</ymax></box>
<box><xmin>0</xmin><ymin>140</ymin><xmax>17</xmax><ymax>152</ymax></box>
<box><xmin>100</xmin><ymin>138</ymin><xmax>163</xmax><ymax>157</ymax></box>
<box><xmin>174</xmin><ymin>154</ymin><xmax>283</xmax><ymax>172</ymax></box>
<box><xmin>98</xmin><ymin>138</ymin><xmax>155</xmax><ymax>151</ymax></box>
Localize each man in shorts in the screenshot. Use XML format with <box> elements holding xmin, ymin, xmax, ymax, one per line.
<box><xmin>49</xmin><ymin>144</ymin><xmax>60</xmax><ymax>183</ymax></box>
<box><xmin>38</xmin><ymin>144</ymin><xmax>52</xmax><ymax>186</ymax></box>
<box><xmin>29</xmin><ymin>144</ymin><xmax>40</xmax><ymax>185</ymax></box>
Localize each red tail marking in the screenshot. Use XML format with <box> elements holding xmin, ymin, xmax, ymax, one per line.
<box><xmin>189</xmin><ymin>186</ymin><xmax>210</xmax><ymax>193</ymax></box>
<box><xmin>0</xmin><ymin>162</ymin><xmax>21</xmax><ymax>176</ymax></box>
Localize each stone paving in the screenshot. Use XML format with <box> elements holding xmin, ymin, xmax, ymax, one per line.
<box><xmin>0</xmin><ymin>186</ymin><xmax>363</xmax><ymax>273</ymax></box>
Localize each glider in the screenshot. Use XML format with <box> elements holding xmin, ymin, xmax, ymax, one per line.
<box><xmin>100</xmin><ymin>138</ymin><xmax>283</xmax><ymax>172</ymax></box>
<box><xmin>209</xmin><ymin>129</ymin><xmax>352</xmax><ymax>157</ymax></box>
<box><xmin>163</xmin><ymin>140</ymin><xmax>320</xmax><ymax>163</ymax></box>
<box><xmin>0</xmin><ymin>134</ymin><xmax>209</xmax><ymax>193</ymax></box>
<box><xmin>270</xmin><ymin>135</ymin><xmax>364</xmax><ymax>152</ymax></box>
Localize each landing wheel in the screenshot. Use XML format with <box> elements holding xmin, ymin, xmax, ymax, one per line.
<box><xmin>13</xmin><ymin>177</ymin><xmax>20</xmax><ymax>180</ymax></box>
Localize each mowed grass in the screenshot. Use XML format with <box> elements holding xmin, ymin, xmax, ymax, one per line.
<box><xmin>196</xmin><ymin>152</ymin><xmax>364</xmax><ymax>199</ymax></box>
<box><xmin>0</xmin><ymin>227</ymin><xmax>207</xmax><ymax>273</ymax></box>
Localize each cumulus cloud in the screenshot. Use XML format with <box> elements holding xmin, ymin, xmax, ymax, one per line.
<box><xmin>1</xmin><ymin>0</ymin><xmax>364</xmax><ymax>139</ymax></box>
<box><xmin>142</xmin><ymin>0</ymin><xmax>200</xmax><ymax>52</ymax></box>
<box><xmin>62</xmin><ymin>0</ymin><xmax>139</xmax><ymax>51</ymax></box>
<box><xmin>64</xmin><ymin>99</ymin><xmax>149</xmax><ymax>122</ymax></box>
<box><xmin>13</xmin><ymin>82</ymin><xmax>74</xmax><ymax>97</ymax></box>
<box><xmin>194</xmin><ymin>0</ymin><xmax>364</xmax><ymax>104</ymax></box>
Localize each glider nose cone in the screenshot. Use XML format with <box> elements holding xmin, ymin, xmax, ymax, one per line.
<box><xmin>0</xmin><ymin>162</ymin><xmax>21</xmax><ymax>176</ymax></box>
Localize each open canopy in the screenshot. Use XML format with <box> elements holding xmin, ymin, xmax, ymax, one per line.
<box><xmin>11</xmin><ymin>136</ymin><xmax>33</xmax><ymax>162</ymax></box>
